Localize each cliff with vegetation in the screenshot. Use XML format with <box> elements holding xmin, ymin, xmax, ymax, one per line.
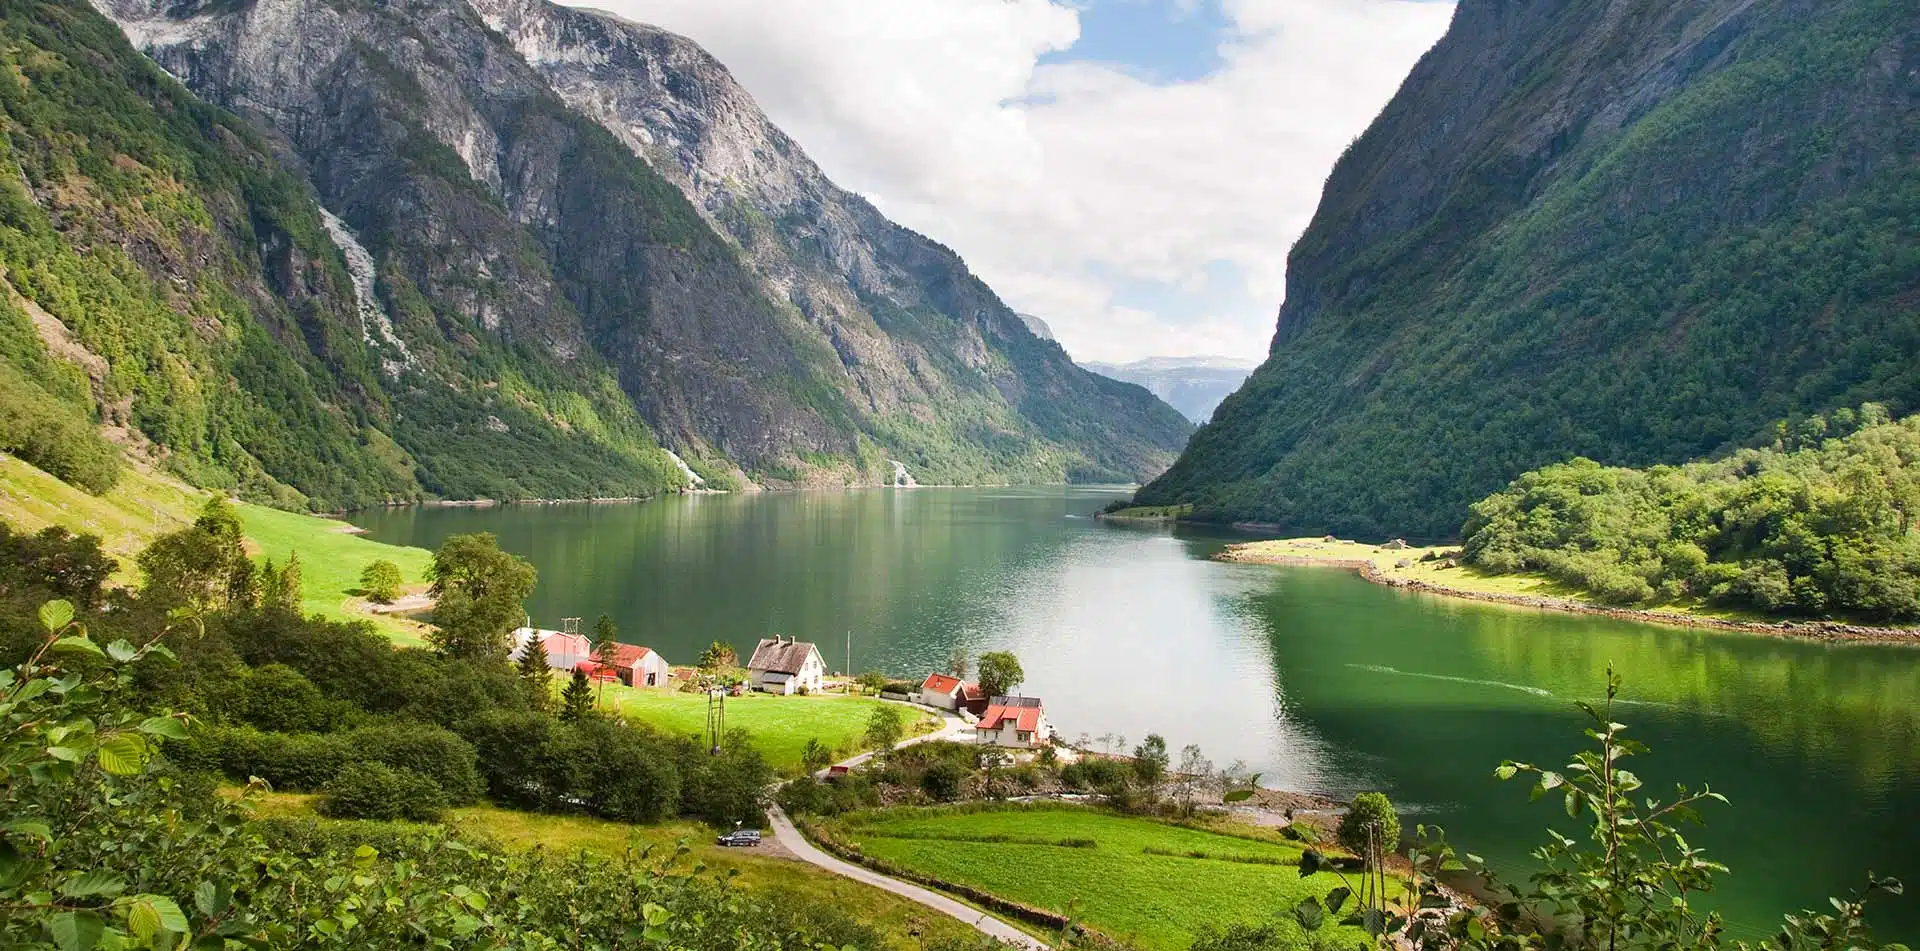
<box><xmin>1136</xmin><ymin>0</ymin><xmax>1918</xmax><ymax>537</ymax></box>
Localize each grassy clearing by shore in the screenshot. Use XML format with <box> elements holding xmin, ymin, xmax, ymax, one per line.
<box><xmin>1099</xmin><ymin>503</ymin><xmax>1192</xmax><ymax>520</ymax></box>
<box><xmin>597</xmin><ymin>685</ymin><xmax>935</xmax><ymax>770</ymax></box>
<box><xmin>234</xmin><ymin>792</ymin><xmax>984</xmax><ymax>950</ymax></box>
<box><xmin>833</xmin><ymin>803</ymin><xmax>1384</xmax><ymax>950</ymax></box>
<box><xmin>234</xmin><ymin>503</ymin><xmax>434</xmax><ymax>645</ymax></box>
<box><xmin>1221</xmin><ymin>537</ymin><xmax>1773</xmax><ymax>624</ymax></box>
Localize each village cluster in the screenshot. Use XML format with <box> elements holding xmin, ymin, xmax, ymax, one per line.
<box><xmin>508</xmin><ymin>624</ymin><xmax>1057</xmax><ymax>750</ymax></box>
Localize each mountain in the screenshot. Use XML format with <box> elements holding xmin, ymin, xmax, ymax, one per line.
<box><xmin>1084</xmin><ymin>357</ymin><xmax>1257</xmax><ymax>424</ymax></box>
<box><xmin>1136</xmin><ymin>0</ymin><xmax>1918</xmax><ymax>537</ymax></box>
<box><xmin>0</xmin><ymin>0</ymin><xmax>1186</xmax><ymax>514</ymax></box>
<box><xmin>1016</xmin><ymin>314</ymin><xmax>1056</xmax><ymax>341</ymax></box>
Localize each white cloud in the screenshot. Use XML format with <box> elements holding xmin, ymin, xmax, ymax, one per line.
<box><xmin>563</xmin><ymin>0</ymin><xmax>1454</xmax><ymax>364</ymax></box>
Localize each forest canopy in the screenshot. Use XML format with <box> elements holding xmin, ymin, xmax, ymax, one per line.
<box><xmin>1463</xmin><ymin>405</ymin><xmax>1920</xmax><ymax>620</ymax></box>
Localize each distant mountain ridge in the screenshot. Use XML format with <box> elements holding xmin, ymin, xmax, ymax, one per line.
<box><xmin>1136</xmin><ymin>0</ymin><xmax>1919</xmax><ymax>537</ymax></box>
<box><xmin>1084</xmin><ymin>357</ymin><xmax>1256</xmax><ymax>424</ymax></box>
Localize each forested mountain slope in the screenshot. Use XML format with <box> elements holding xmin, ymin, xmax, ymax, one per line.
<box><xmin>96</xmin><ymin>0</ymin><xmax>1189</xmax><ymax>491</ymax></box>
<box><xmin>1136</xmin><ymin>0</ymin><xmax>1919</xmax><ymax>537</ymax></box>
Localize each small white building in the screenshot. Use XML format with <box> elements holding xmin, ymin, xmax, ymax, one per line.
<box><xmin>609</xmin><ymin>643</ymin><xmax>672</xmax><ymax>687</ymax></box>
<box><xmin>510</xmin><ymin>627</ymin><xmax>593</xmax><ymax>671</ymax></box>
<box><xmin>918</xmin><ymin>672</ymin><xmax>965</xmax><ymax>709</ymax></box>
<box><xmin>973</xmin><ymin>696</ymin><xmax>1052</xmax><ymax>749</ymax></box>
<box><xmin>745</xmin><ymin>636</ymin><xmax>826</xmax><ymax>695</ymax></box>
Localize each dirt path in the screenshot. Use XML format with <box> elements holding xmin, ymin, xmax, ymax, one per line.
<box><xmin>771</xmin><ymin>705</ymin><xmax>1045</xmax><ymax>948</ymax></box>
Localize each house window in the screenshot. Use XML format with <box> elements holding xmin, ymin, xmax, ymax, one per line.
<box><xmin>1017</xmin><ymin>731</ymin><xmax>1030</xmax><ymax>742</ymax></box>
<box><xmin>646</xmin><ymin>672</ymin><xmax>657</xmax><ymax>686</ymax></box>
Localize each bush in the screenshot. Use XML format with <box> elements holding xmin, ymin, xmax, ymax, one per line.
<box><xmin>1337</xmin><ymin>791</ymin><xmax>1400</xmax><ymax>865</ymax></box>
<box><xmin>359</xmin><ymin>560</ymin><xmax>403</xmax><ymax>603</ymax></box>
<box><xmin>317</xmin><ymin>761</ymin><xmax>448</xmax><ymax>822</ymax></box>
<box><xmin>346</xmin><ymin>722</ymin><xmax>485</xmax><ymax>805</ymax></box>
<box><xmin>237</xmin><ymin>663</ymin><xmax>356</xmax><ymax>733</ymax></box>
<box><xmin>920</xmin><ymin>759</ymin><xmax>965</xmax><ymax>801</ymax></box>
<box><xmin>205</xmin><ymin>727</ymin><xmax>354</xmax><ymax>791</ymax></box>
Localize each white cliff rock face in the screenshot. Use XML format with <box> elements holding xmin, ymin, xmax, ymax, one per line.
<box><xmin>661</xmin><ymin>448</ymin><xmax>704</xmax><ymax>487</ymax></box>
<box><xmin>887</xmin><ymin>460</ymin><xmax>917</xmax><ymax>488</ymax></box>
<box><xmin>318</xmin><ymin>206</ymin><xmax>416</xmax><ymax>377</ymax></box>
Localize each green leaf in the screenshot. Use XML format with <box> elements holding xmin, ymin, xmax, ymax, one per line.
<box><xmin>47</xmin><ymin>746</ymin><xmax>84</xmax><ymax>762</ymax></box>
<box><xmin>1363</xmin><ymin>908</ymin><xmax>1386</xmax><ymax>937</ymax></box>
<box><xmin>139</xmin><ymin>717</ymin><xmax>189</xmax><ymax>741</ymax></box>
<box><xmin>127</xmin><ymin>895</ymin><xmax>188</xmax><ymax>935</ymax></box>
<box><xmin>49</xmin><ymin>910</ymin><xmax>103</xmax><ymax>951</ymax></box>
<box><xmin>1293</xmin><ymin>897</ymin><xmax>1326</xmax><ymax>932</ymax></box>
<box><xmin>1494</xmin><ymin>764</ymin><xmax>1518</xmax><ymax>780</ymax></box>
<box><xmin>194</xmin><ymin>881</ymin><xmax>231</xmax><ymax>918</ymax></box>
<box><xmin>1</xmin><ymin>819</ymin><xmax>52</xmax><ymax>840</ymax></box>
<box><xmin>126</xmin><ymin>899</ymin><xmax>161</xmax><ymax>941</ymax></box>
<box><xmin>105</xmin><ymin>641</ymin><xmax>137</xmax><ymax>663</ymax></box>
<box><xmin>1565</xmin><ymin>788</ymin><xmax>1584</xmax><ymax>818</ymax></box>
<box><xmin>60</xmin><ymin>871</ymin><xmax>128</xmax><ymax>898</ymax></box>
<box><xmin>1297</xmin><ymin>849</ymin><xmax>1325</xmax><ymax>877</ymax></box>
<box><xmin>50</xmin><ymin>636</ymin><xmax>104</xmax><ymax>658</ymax></box>
<box><xmin>1324</xmin><ymin>887</ymin><xmax>1351</xmax><ymax>914</ymax></box>
<box><xmin>96</xmin><ymin>734</ymin><xmax>148</xmax><ymax>776</ymax></box>
<box><xmin>39</xmin><ymin>600</ymin><xmax>75</xmax><ymax>633</ymax></box>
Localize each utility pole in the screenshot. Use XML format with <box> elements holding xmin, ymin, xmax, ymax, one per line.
<box><xmin>846</xmin><ymin>630</ymin><xmax>852</xmax><ymax>681</ymax></box>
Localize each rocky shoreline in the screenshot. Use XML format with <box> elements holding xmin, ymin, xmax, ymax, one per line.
<box><xmin>1215</xmin><ymin>546</ymin><xmax>1920</xmax><ymax>645</ymax></box>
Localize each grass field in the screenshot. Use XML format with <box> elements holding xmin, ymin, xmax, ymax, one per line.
<box><xmin>236</xmin><ymin>792</ymin><xmax>987</xmax><ymax>950</ymax></box>
<box><xmin>598</xmin><ymin>684</ymin><xmax>936</xmax><ymax>770</ymax></box>
<box><xmin>831</xmin><ymin>804</ymin><xmax>1383</xmax><ymax>950</ymax></box>
<box><xmin>234</xmin><ymin>503</ymin><xmax>434</xmax><ymax>644</ymax></box>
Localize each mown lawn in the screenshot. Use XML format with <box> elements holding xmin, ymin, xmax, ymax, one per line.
<box><xmin>234</xmin><ymin>792</ymin><xmax>986</xmax><ymax>950</ymax></box>
<box><xmin>597</xmin><ymin>684</ymin><xmax>934</xmax><ymax>770</ymax></box>
<box><xmin>235</xmin><ymin>503</ymin><xmax>434</xmax><ymax>645</ymax></box>
<box><xmin>834</xmin><ymin>804</ymin><xmax>1383</xmax><ymax>950</ymax></box>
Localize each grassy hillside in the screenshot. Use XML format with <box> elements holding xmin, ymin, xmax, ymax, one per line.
<box><xmin>1</xmin><ymin>451</ymin><xmax>431</xmax><ymax>640</ymax></box>
<box><xmin>825</xmin><ymin>803</ymin><xmax>1382</xmax><ymax>950</ymax></box>
<box><xmin>1138</xmin><ymin>0</ymin><xmax>1918</xmax><ymax>537</ymax></box>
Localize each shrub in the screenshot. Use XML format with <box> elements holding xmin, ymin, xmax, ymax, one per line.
<box><xmin>238</xmin><ymin>663</ymin><xmax>356</xmax><ymax>733</ymax></box>
<box><xmin>208</xmin><ymin>727</ymin><xmax>354</xmax><ymax>791</ymax></box>
<box><xmin>920</xmin><ymin>759</ymin><xmax>965</xmax><ymax>801</ymax></box>
<box><xmin>1336</xmin><ymin>791</ymin><xmax>1400</xmax><ymax>865</ymax></box>
<box><xmin>346</xmin><ymin>722</ymin><xmax>485</xmax><ymax>805</ymax></box>
<box><xmin>360</xmin><ymin>560</ymin><xmax>403</xmax><ymax>603</ymax></box>
<box><xmin>317</xmin><ymin>761</ymin><xmax>449</xmax><ymax>822</ymax></box>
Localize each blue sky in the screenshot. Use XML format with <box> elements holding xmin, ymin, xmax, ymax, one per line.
<box><xmin>1039</xmin><ymin>0</ymin><xmax>1232</xmax><ymax>84</ymax></box>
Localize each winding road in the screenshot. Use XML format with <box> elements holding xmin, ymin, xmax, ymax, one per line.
<box><xmin>767</xmin><ymin>703</ymin><xmax>1048</xmax><ymax>950</ymax></box>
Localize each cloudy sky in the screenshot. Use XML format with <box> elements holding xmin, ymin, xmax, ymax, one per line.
<box><xmin>571</xmin><ymin>0</ymin><xmax>1456</xmax><ymax>364</ymax></box>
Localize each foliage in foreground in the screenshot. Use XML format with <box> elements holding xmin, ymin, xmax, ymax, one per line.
<box><xmin>1464</xmin><ymin>408</ymin><xmax>1920</xmax><ymax>619</ymax></box>
<box><xmin>0</xmin><ymin>601</ymin><xmax>905</xmax><ymax>950</ymax></box>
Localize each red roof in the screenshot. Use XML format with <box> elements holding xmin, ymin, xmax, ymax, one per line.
<box><xmin>976</xmin><ymin>703</ymin><xmax>1043</xmax><ymax>733</ymax></box>
<box><xmin>608</xmin><ymin>643</ymin><xmax>657</xmax><ymax>668</ymax></box>
<box><xmin>921</xmin><ymin>673</ymin><xmax>963</xmax><ymax>694</ymax></box>
<box><xmin>960</xmin><ymin>682</ymin><xmax>985</xmax><ymax>701</ymax></box>
<box><xmin>574</xmin><ymin>661</ymin><xmax>620</xmax><ymax>682</ymax></box>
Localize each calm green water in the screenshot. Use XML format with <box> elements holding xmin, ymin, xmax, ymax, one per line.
<box><xmin>353</xmin><ymin>487</ymin><xmax>1920</xmax><ymax>939</ymax></box>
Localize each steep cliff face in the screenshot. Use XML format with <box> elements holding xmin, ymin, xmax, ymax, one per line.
<box><xmin>102</xmin><ymin>0</ymin><xmax>1190</xmax><ymax>488</ymax></box>
<box><xmin>1</xmin><ymin>0</ymin><xmax>682</xmax><ymax>510</ymax></box>
<box><xmin>1139</xmin><ymin>0</ymin><xmax>1918</xmax><ymax>536</ymax></box>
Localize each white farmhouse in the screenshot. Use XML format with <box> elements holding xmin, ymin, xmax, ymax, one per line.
<box><xmin>745</xmin><ymin>636</ymin><xmax>826</xmax><ymax>695</ymax></box>
<box><xmin>510</xmin><ymin>627</ymin><xmax>593</xmax><ymax>671</ymax></box>
<box><xmin>973</xmin><ymin>696</ymin><xmax>1052</xmax><ymax>749</ymax></box>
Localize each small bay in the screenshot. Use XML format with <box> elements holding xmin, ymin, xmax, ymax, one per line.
<box><xmin>353</xmin><ymin>486</ymin><xmax>1920</xmax><ymax>940</ymax></box>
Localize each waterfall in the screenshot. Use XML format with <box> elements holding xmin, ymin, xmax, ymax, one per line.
<box><xmin>662</xmin><ymin>448</ymin><xmax>705</xmax><ymax>487</ymax></box>
<box><xmin>887</xmin><ymin>459</ymin><xmax>917</xmax><ymax>487</ymax></box>
<box><xmin>319</xmin><ymin>207</ymin><xmax>415</xmax><ymax>377</ymax></box>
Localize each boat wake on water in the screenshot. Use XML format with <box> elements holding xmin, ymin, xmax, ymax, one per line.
<box><xmin>1345</xmin><ymin>664</ymin><xmax>1554</xmax><ymax>697</ymax></box>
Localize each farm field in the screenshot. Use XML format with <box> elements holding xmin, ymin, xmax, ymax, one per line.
<box><xmin>828</xmin><ymin>804</ymin><xmax>1382</xmax><ymax>950</ymax></box>
<box><xmin>238</xmin><ymin>792</ymin><xmax>984</xmax><ymax>950</ymax></box>
<box><xmin>596</xmin><ymin>684</ymin><xmax>936</xmax><ymax>770</ymax></box>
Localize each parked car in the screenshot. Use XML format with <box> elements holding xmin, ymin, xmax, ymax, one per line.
<box><xmin>716</xmin><ymin>829</ymin><xmax>762</xmax><ymax>847</ymax></box>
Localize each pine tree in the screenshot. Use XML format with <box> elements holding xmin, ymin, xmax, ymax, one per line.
<box><xmin>277</xmin><ymin>552</ymin><xmax>303</xmax><ymax>613</ymax></box>
<box><xmin>592</xmin><ymin>614</ymin><xmax>619</xmax><ymax>704</ymax></box>
<box><xmin>516</xmin><ymin>637</ymin><xmax>552</xmax><ymax>712</ymax></box>
<box><xmin>560</xmin><ymin>669</ymin><xmax>593</xmax><ymax>723</ymax></box>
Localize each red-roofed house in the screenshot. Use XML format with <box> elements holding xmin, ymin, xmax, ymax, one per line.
<box><xmin>511</xmin><ymin>627</ymin><xmax>593</xmax><ymax>671</ymax></box>
<box><xmin>608</xmin><ymin>644</ymin><xmax>671</xmax><ymax>687</ymax></box>
<box><xmin>917</xmin><ymin>673</ymin><xmax>979</xmax><ymax>710</ymax></box>
<box><xmin>959</xmin><ymin>681</ymin><xmax>988</xmax><ymax>717</ymax></box>
<box><xmin>974</xmin><ymin>696</ymin><xmax>1052</xmax><ymax>749</ymax></box>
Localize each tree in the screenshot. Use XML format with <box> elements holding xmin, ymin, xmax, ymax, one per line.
<box><xmin>1337</xmin><ymin>791</ymin><xmax>1400</xmax><ymax>870</ymax></box>
<box><xmin>800</xmin><ymin>738</ymin><xmax>835</xmax><ymax>774</ymax></box>
<box><xmin>946</xmin><ymin>648</ymin><xmax>970</xmax><ymax>679</ymax></box>
<box><xmin>865</xmin><ymin>705</ymin><xmax>904</xmax><ymax>751</ymax></box>
<box><xmin>1175</xmin><ymin>743</ymin><xmax>1214</xmax><ymax>817</ymax></box>
<box><xmin>516</xmin><ymin>637</ymin><xmax>553</xmax><ymax>712</ymax></box>
<box><xmin>976</xmin><ymin>651</ymin><xmax>1024</xmax><ymax>698</ymax></box>
<box><xmin>559</xmin><ymin>669</ymin><xmax>593</xmax><ymax>722</ymax></box>
<box><xmin>1132</xmin><ymin>734</ymin><xmax>1168</xmax><ymax>786</ymax></box>
<box><xmin>593</xmin><ymin>614</ymin><xmax>620</xmax><ymax>704</ymax></box>
<box><xmin>273</xmin><ymin>552</ymin><xmax>303</xmax><ymax>613</ymax></box>
<box><xmin>360</xmin><ymin>559</ymin><xmax>403</xmax><ymax>603</ymax></box>
<box><xmin>921</xmin><ymin>760</ymin><xmax>965</xmax><ymax>801</ymax></box>
<box><xmin>137</xmin><ymin>497</ymin><xmax>254</xmax><ymax>614</ymax></box>
<box><xmin>426</xmin><ymin>533</ymin><xmax>537</xmax><ymax>661</ymax></box>
<box><xmin>855</xmin><ymin>670</ymin><xmax>888</xmax><ymax>695</ymax></box>
<box><xmin>698</xmin><ymin>640</ymin><xmax>737</xmax><ymax>670</ymax></box>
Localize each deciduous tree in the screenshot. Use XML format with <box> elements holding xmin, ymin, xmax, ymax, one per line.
<box><xmin>426</xmin><ymin>533</ymin><xmax>536</xmax><ymax>661</ymax></box>
<box><xmin>976</xmin><ymin>650</ymin><xmax>1024</xmax><ymax>698</ymax></box>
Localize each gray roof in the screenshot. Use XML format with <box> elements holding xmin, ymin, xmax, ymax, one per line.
<box><xmin>746</xmin><ymin>638</ymin><xmax>819</xmax><ymax>675</ymax></box>
<box><xmin>989</xmin><ymin>696</ymin><xmax>1043</xmax><ymax>708</ymax></box>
